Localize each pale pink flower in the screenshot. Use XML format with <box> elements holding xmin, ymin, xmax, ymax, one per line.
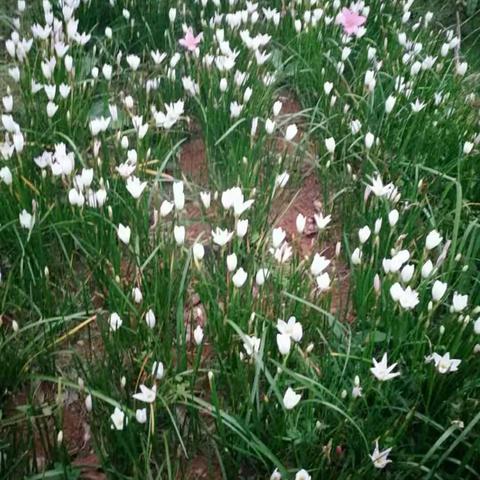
<box><xmin>179</xmin><ymin>29</ymin><xmax>202</xmax><ymax>52</ymax></box>
<box><xmin>337</xmin><ymin>8</ymin><xmax>366</xmax><ymax>35</ymax></box>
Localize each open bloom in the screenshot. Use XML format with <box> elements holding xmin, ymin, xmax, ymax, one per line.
<box><xmin>283</xmin><ymin>387</ymin><xmax>302</xmax><ymax>410</ymax></box>
<box><xmin>179</xmin><ymin>28</ymin><xmax>202</xmax><ymax>51</ymax></box>
<box><xmin>427</xmin><ymin>352</ymin><xmax>461</xmax><ymax>374</ymax></box>
<box><xmin>132</xmin><ymin>384</ymin><xmax>157</xmax><ymax>404</ymax></box>
<box><xmin>277</xmin><ymin>317</ymin><xmax>303</xmax><ymax>342</ymax></box>
<box><xmin>369</xmin><ymin>440</ymin><xmax>392</xmax><ymax>469</ymax></box>
<box><xmin>337</xmin><ymin>8</ymin><xmax>366</xmax><ymax>36</ymax></box>
<box><xmin>212</xmin><ymin>227</ymin><xmax>234</xmax><ymax>247</ymax></box>
<box><xmin>371</xmin><ymin>353</ymin><xmax>400</xmax><ymax>381</ymax></box>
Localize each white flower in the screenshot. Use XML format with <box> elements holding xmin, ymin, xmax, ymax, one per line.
<box><xmin>452</xmin><ymin>292</ymin><xmax>468</xmax><ymax>312</ymax></box>
<box><xmin>85</xmin><ymin>394</ymin><xmax>92</xmax><ymax>412</ymax></box>
<box><xmin>226</xmin><ymin>253</ymin><xmax>238</xmax><ymax>272</ymax></box>
<box><xmin>277</xmin><ymin>316</ymin><xmax>303</xmax><ymax>342</ymax></box>
<box><xmin>351</xmin><ymin>248</ymin><xmax>362</xmax><ymax>265</ymax></box>
<box><xmin>0</xmin><ymin>166</ymin><xmax>13</xmax><ymax>185</ymax></box>
<box><xmin>400</xmin><ymin>264</ymin><xmax>414</xmax><ymax>283</ymax></box>
<box><xmin>474</xmin><ymin>318</ymin><xmax>480</xmax><ymax>335</ymax></box>
<box><xmin>365</xmin><ymin>132</ymin><xmax>375</xmax><ymax>149</ymax></box>
<box><xmin>132</xmin><ymin>287</ymin><xmax>143</xmax><ymax>304</ymax></box>
<box><xmin>294</xmin><ymin>469</ymin><xmax>311</xmax><ymax>480</ymax></box>
<box><xmin>276</xmin><ymin>333</ymin><xmax>291</xmax><ymax>355</ymax></box>
<box><xmin>160</xmin><ymin>200</ymin><xmax>174</xmax><ymax>217</ymax></box>
<box><xmin>388</xmin><ymin>209</ymin><xmax>399</xmax><ymax>226</ymax></box>
<box><xmin>463</xmin><ymin>141</ymin><xmax>474</xmax><ymax>155</ymax></box>
<box><xmin>200</xmin><ymin>191</ymin><xmax>211</xmax><ymax>209</ymax></box>
<box><xmin>193</xmin><ymin>243</ymin><xmax>205</xmax><ymax>261</ymax></box>
<box><xmin>316</xmin><ymin>272</ymin><xmax>331</xmax><ymax>292</ymax></box>
<box><xmin>152</xmin><ymin>361</ymin><xmax>164</xmax><ymax>380</ymax></box>
<box><xmin>19</xmin><ymin>209</ymin><xmax>35</xmax><ymax>230</ymax></box>
<box><xmin>325</xmin><ymin>137</ymin><xmax>336</xmax><ymax>154</ymax></box>
<box><xmin>110</xmin><ymin>407</ymin><xmax>127</xmax><ymax>430</ymax></box>
<box><xmin>370</xmin><ymin>353</ymin><xmax>400</xmax><ymax>381</ymax></box>
<box><xmin>126</xmin><ymin>176</ymin><xmax>147</xmax><ymax>199</ymax></box>
<box><xmin>421</xmin><ymin>260</ymin><xmax>434</xmax><ymax>278</ymax></box>
<box><xmin>108</xmin><ymin>313</ymin><xmax>122</xmax><ymax>331</ymax></box>
<box><xmin>272</xmin><ymin>227</ymin><xmax>286</xmax><ymax>248</ymax></box>
<box><xmin>314</xmin><ymin>213</ymin><xmax>331</xmax><ymax>230</ymax></box>
<box><xmin>296</xmin><ymin>214</ymin><xmax>306</xmax><ymax>233</ymax></box>
<box><xmin>145</xmin><ymin>309</ymin><xmax>156</xmax><ymax>328</ymax></box>
<box><xmin>265</xmin><ymin>118</ymin><xmax>276</xmax><ymax>134</ymax></box>
<box><xmin>126</xmin><ymin>54</ymin><xmax>141</xmax><ymax>70</ymax></box>
<box><xmin>255</xmin><ymin>268</ymin><xmax>270</xmax><ymax>286</ymax></box>
<box><xmin>283</xmin><ymin>387</ymin><xmax>301</xmax><ymax>410</ymax></box>
<box><xmin>385</xmin><ymin>95</ymin><xmax>396</xmax><ymax>113</ymax></box>
<box><xmin>135</xmin><ymin>408</ymin><xmax>147</xmax><ymax>424</ymax></box>
<box><xmin>232</xmin><ymin>268</ymin><xmax>248</xmax><ymax>288</ymax></box>
<box><xmin>352</xmin><ymin>376</ymin><xmax>362</xmax><ymax>398</ymax></box>
<box><xmin>270</xmin><ymin>468</ymin><xmax>282</xmax><ymax>480</ymax></box>
<box><xmin>369</xmin><ymin>440</ymin><xmax>392</xmax><ymax>469</ymax></box>
<box><xmin>428</xmin><ymin>352</ymin><xmax>461</xmax><ymax>374</ymax></box>
<box><xmin>425</xmin><ymin>230</ymin><xmax>442</xmax><ymax>250</ymax></box>
<box><xmin>193</xmin><ymin>325</ymin><xmax>204</xmax><ymax>345</ymax></box>
<box><xmin>310</xmin><ymin>254</ymin><xmax>330</xmax><ymax>276</ymax></box>
<box><xmin>243</xmin><ymin>335</ymin><xmax>260</xmax><ymax>356</ymax></box>
<box><xmin>174</xmin><ymin>225</ymin><xmax>185</xmax><ymax>245</ymax></box>
<box><xmin>276</xmin><ymin>171</ymin><xmax>289</xmax><ymax>188</ymax></box>
<box><xmin>173</xmin><ymin>181</ymin><xmax>185</xmax><ymax>210</ymax></box>
<box><xmin>133</xmin><ymin>384</ymin><xmax>157</xmax><ymax>403</ymax></box>
<box><xmin>212</xmin><ymin>227</ymin><xmax>234</xmax><ymax>247</ymax></box>
<box><xmin>236</xmin><ymin>219</ymin><xmax>249</xmax><ymax>238</ymax></box>
<box><xmin>285</xmin><ymin>124</ymin><xmax>298</xmax><ymax>141</ymax></box>
<box><xmin>117</xmin><ymin>223</ymin><xmax>131</xmax><ymax>245</ymax></box>
<box><xmin>432</xmin><ymin>281</ymin><xmax>447</xmax><ymax>302</ymax></box>
<box><xmin>358</xmin><ymin>226</ymin><xmax>371</xmax><ymax>244</ymax></box>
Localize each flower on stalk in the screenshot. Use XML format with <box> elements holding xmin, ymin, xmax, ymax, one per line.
<box><xmin>451</xmin><ymin>292</ymin><xmax>468</xmax><ymax>312</ymax></box>
<box><xmin>135</xmin><ymin>408</ymin><xmax>147</xmax><ymax>424</ymax></box>
<box><xmin>243</xmin><ymin>335</ymin><xmax>260</xmax><ymax>356</ymax></box>
<box><xmin>255</xmin><ymin>268</ymin><xmax>270</xmax><ymax>286</ymax></box>
<box><xmin>232</xmin><ymin>268</ymin><xmax>248</xmax><ymax>288</ymax></box>
<box><xmin>370</xmin><ymin>353</ymin><xmax>400</xmax><ymax>381</ymax></box>
<box><xmin>152</xmin><ymin>361</ymin><xmax>164</xmax><ymax>380</ymax></box>
<box><xmin>117</xmin><ymin>224</ymin><xmax>131</xmax><ymax>245</ymax></box>
<box><xmin>108</xmin><ymin>313</ymin><xmax>122</xmax><ymax>332</ymax></box>
<box><xmin>145</xmin><ymin>309</ymin><xmax>156</xmax><ymax>329</ymax></box>
<box><xmin>276</xmin><ymin>333</ymin><xmax>291</xmax><ymax>355</ymax></box>
<box><xmin>426</xmin><ymin>352</ymin><xmax>461</xmax><ymax>374</ymax></box>
<box><xmin>425</xmin><ymin>230</ymin><xmax>442</xmax><ymax>250</ymax></box>
<box><xmin>126</xmin><ymin>176</ymin><xmax>147</xmax><ymax>199</ymax></box>
<box><xmin>337</xmin><ymin>8</ymin><xmax>366</xmax><ymax>36</ymax></box>
<box><xmin>314</xmin><ymin>212</ymin><xmax>331</xmax><ymax>230</ymax></box>
<box><xmin>193</xmin><ymin>325</ymin><xmax>204</xmax><ymax>345</ymax></box>
<box><xmin>193</xmin><ymin>243</ymin><xmax>205</xmax><ymax>261</ymax></box>
<box><xmin>295</xmin><ymin>470</ymin><xmax>311</xmax><ymax>480</ymax></box>
<box><xmin>285</xmin><ymin>124</ymin><xmax>298</xmax><ymax>141</ymax></box>
<box><xmin>174</xmin><ymin>225</ymin><xmax>185</xmax><ymax>246</ymax></box>
<box><xmin>19</xmin><ymin>209</ymin><xmax>35</xmax><ymax>230</ymax></box>
<box><xmin>179</xmin><ymin>28</ymin><xmax>202</xmax><ymax>52</ymax></box>
<box><xmin>432</xmin><ymin>281</ymin><xmax>447</xmax><ymax>302</ymax></box>
<box><xmin>132</xmin><ymin>384</ymin><xmax>157</xmax><ymax>404</ymax></box>
<box><xmin>283</xmin><ymin>387</ymin><xmax>302</xmax><ymax>410</ymax></box>
<box><xmin>110</xmin><ymin>407</ymin><xmax>127</xmax><ymax>430</ymax></box>
<box><xmin>277</xmin><ymin>316</ymin><xmax>303</xmax><ymax>342</ymax></box>
<box><xmin>352</xmin><ymin>376</ymin><xmax>362</xmax><ymax>398</ymax></box>
<box><xmin>369</xmin><ymin>440</ymin><xmax>392</xmax><ymax>469</ymax></box>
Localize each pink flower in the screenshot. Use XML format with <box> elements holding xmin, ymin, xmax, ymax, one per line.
<box><xmin>179</xmin><ymin>28</ymin><xmax>202</xmax><ymax>52</ymax></box>
<box><xmin>337</xmin><ymin>8</ymin><xmax>366</xmax><ymax>36</ymax></box>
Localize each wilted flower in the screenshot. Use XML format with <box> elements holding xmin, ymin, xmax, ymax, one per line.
<box><xmin>132</xmin><ymin>384</ymin><xmax>157</xmax><ymax>404</ymax></box>
<box><xmin>369</xmin><ymin>440</ymin><xmax>392</xmax><ymax>469</ymax></box>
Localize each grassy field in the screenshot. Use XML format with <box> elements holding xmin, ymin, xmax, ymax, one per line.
<box><xmin>1</xmin><ymin>0</ymin><xmax>480</xmax><ymax>479</ymax></box>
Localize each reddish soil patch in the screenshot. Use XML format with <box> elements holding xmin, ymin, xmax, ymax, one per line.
<box><xmin>179</xmin><ymin>137</ymin><xmax>208</xmax><ymax>185</ymax></box>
